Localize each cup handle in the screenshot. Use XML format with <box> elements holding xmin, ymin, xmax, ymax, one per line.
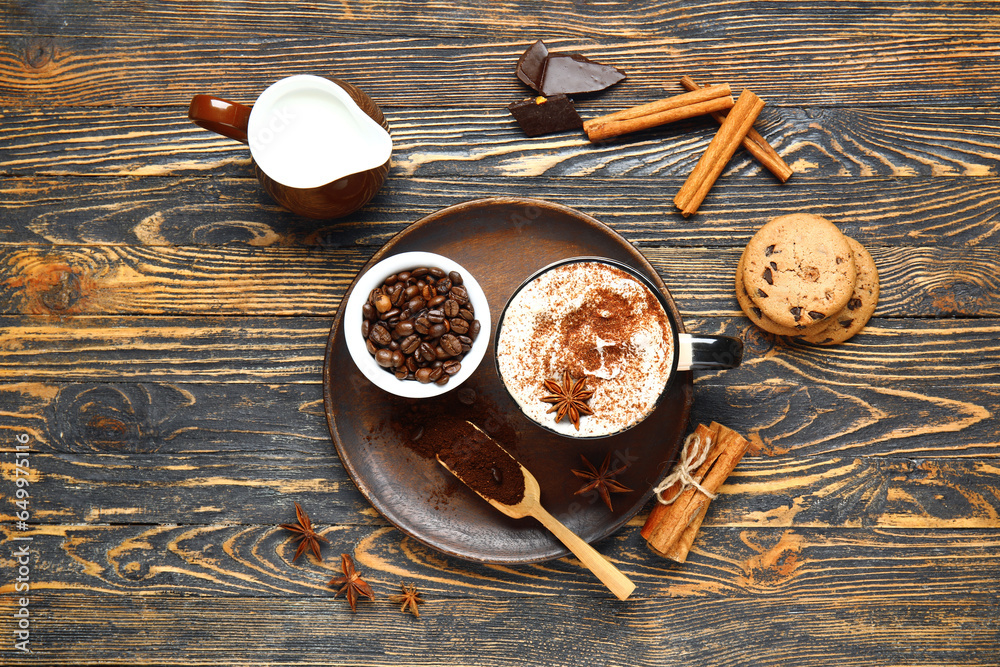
<box><xmin>188</xmin><ymin>94</ymin><xmax>252</xmax><ymax>144</ymax></box>
<box><xmin>677</xmin><ymin>333</ymin><xmax>744</xmax><ymax>371</ymax></box>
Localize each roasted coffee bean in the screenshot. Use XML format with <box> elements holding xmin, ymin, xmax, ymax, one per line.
<box><xmin>362</xmin><ymin>265</ymin><xmax>480</xmax><ymax>384</ymax></box>
<box><xmin>374</xmin><ymin>292</ymin><xmax>392</xmax><ymax>313</ymax></box>
<box><xmin>369</xmin><ymin>324</ymin><xmax>392</xmax><ymax>347</ymax></box>
<box><xmin>434</xmin><ymin>374</ymin><xmax>450</xmax><ymax>386</ymax></box>
<box><xmin>441</xmin><ymin>334</ymin><xmax>463</xmax><ymax>356</ymax></box>
<box><xmin>400</xmin><ymin>334</ymin><xmax>420</xmax><ymax>354</ymax></box>
<box><xmin>389</xmin><ymin>283</ymin><xmax>405</xmax><ymax>306</ymax></box>
<box><xmin>374</xmin><ymin>349</ymin><xmax>394</xmax><ymax>368</ymax></box>
<box><xmin>418</xmin><ymin>342</ymin><xmax>436</xmax><ymax>363</ymax></box>
<box><xmin>469</xmin><ymin>320</ymin><xmax>481</xmax><ymax>340</ymax></box>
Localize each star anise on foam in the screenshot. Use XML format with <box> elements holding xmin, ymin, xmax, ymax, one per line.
<box><xmin>389</xmin><ymin>583</ymin><xmax>425</xmax><ymax>618</ymax></box>
<box><xmin>328</xmin><ymin>553</ymin><xmax>375</xmax><ymax>612</ymax></box>
<box><xmin>280</xmin><ymin>502</ymin><xmax>329</xmax><ymax>562</ymax></box>
<box><xmin>541</xmin><ymin>371</ymin><xmax>594</xmax><ymax>431</ymax></box>
<box><xmin>572</xmin><ymin>452</ymin><xmax>633</xmax><ymax>512</ymax></box>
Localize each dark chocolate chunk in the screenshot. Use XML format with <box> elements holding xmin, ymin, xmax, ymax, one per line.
<box><xmin>789</xmin><ymin>306</ymin><xmax>803</xmax><ymax>321</ymax></box>
<box><xmin>507</xmin><ymin>94</ymin><xmax>583</xmax><ymax>137</ymax></box>
<box><xmin>539</xmin><ymin>53</ymin><xmax>626</xmax><ymax>96</ymax></box>
<box><xmin>763</xmin><ymin>267</ymin><xmax>774</xmax><ymax>285</ymax></box>
<box><xmin>515</xmin><ymin>40</ymin><xmax>549</xmax><ymax>92</ymax></box>
<box><xmin>757</xmin><ymin>288</ymin><xmax>768</xmax><ymax>298</ymax></box>
<box><xmin>808</xmin><ymin>310</ymin><xmax>825</xmax><ymax>320</ymax></box>
<box><xmin>765</xmin><ymin>244</ymin><xmax>776</xmax><ymax>256</ymax></box>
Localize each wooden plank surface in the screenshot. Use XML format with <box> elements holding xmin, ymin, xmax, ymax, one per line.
<box><xmin>1</xmin><ymin>0</ymin><xmax>998</xmax><ymax>665</ymax></box>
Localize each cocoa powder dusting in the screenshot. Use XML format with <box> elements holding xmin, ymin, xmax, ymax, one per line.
<box><xmin>435</xmin><ymin>423</ymin><xmax>525</xmax><ymax>506</ymax></box>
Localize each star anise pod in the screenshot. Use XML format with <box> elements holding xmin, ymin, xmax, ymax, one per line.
<box><xmin>279</xmin><ymin>502</ymin><xmax>329</xmax><ymax>562</ymax></box>
<box><xmin>541</xmin><ymin>370</ymin><xmax>594</xmax><ymax>430</ymax></box>
<box><xmin>572</xmin><ymin>452</ymin><xmax>633</xmax><ymax>512</ymax></box>
<box><xmin>389</xmin><ymin>583</ymin><xmax>425</xmax><ymax>618</ymax></box>
<box><xmin>328</xmin><ymin>553</ymin><xmax>375</xmax><ymax>612</ymax></box>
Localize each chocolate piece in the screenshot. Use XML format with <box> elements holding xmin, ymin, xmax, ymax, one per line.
<box><xmin>540</xmin><ymin>53</ymin><xmax>626</xmax><ymax>96</ymax></box>
<box><xmin>515</xmin><ymin>39</ymin><xmax>549</xmax><ymax>92</ymax></box>
<box><xmin>507</xmin><ymin>95</ymin><xmax>583</xmax><ymax>137</ymax></box>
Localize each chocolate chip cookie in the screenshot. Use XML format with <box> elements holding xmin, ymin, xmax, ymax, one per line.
<box><xmin>744</xmin><ymin>213</ymin><xmax>856</xmax><ymax>330</ymax></box>
<box><xmin>801</xmin><ymin>237</ymin><xmax>879</xmax><ymax>345</ymax></box>
<box><xmin>735</xmin><ymin>248</ymin><xmax>827</xmax><ymax>337</ymax></box>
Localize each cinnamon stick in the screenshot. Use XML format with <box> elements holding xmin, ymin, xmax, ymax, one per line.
<box><xmin>640</xmin><ymin>423</ymin><xmax>722</xmax><ymax>549</ymax></box>
<box><xmin>679</xmin><ymin>76</ymin><xmax>792</xmax><ymax>183</ymax></box>
<box><xmin>674</xmin><ymin>88</ymin><xmax>766</xmax><ymax>217</ymax></box>
<box><xmin>641</xmin><ymin>422</ymin><xmax>750</xmax><ymax>561</ymax></box>
<box><xmin>584</xmin><ymin>84</ymin><xmax>734</xmax><ymax>142</ymax></box>
<box><xmin>661</xmin><ymin>424</ymin><xmax>750</xmax><ymax>562</ymax></box>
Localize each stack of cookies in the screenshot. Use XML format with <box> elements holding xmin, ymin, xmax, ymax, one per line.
<box><xmin>736</xmin><ymin>213</ymin><xmax>878</xmax><ymax>345</ymax></box>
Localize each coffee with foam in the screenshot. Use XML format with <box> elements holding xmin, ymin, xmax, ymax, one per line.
<box><xmin>496</xmin><ymin>261</ymin><xmax>675</xmax><ymax>437</ymax></box>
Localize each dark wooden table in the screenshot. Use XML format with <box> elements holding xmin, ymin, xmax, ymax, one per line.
<box><xmin>2</xmin><ymin>1</ymin><xmax>999</xmax><ymax>665</ymax></box>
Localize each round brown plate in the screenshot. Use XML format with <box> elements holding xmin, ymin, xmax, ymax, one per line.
<box><xmin>323</xmin><ymin>197</ymin><xmax>693</xmax><ymax>563</ymax></box>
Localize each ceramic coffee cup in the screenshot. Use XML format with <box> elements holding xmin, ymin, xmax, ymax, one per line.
<box><xmin>495</xmin><ymin>257</ymin><xmax>743</xmax><ymax>438</ymax></box>
<box><xmin>188</xmin><ymin>74</ymin><xmax>392</xmax><ymax>219</ymax></box>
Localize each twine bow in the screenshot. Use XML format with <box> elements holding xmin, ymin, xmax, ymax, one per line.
<box><xmin>652</xmin><ymin>432</ymin><xmax>718</xmax><ymax>505</ymax></box>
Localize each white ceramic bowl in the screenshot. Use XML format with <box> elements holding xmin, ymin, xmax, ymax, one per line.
<box><xmin>343</xmin><ymin>251</ymin><xmax>491</xmax><ymax>398</ymax></box>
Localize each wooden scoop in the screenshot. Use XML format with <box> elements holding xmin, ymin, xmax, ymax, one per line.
<box><xmin>436</xmin><ymin>421</ymin><xmax>636</xmax><ymax>600</ymax></box>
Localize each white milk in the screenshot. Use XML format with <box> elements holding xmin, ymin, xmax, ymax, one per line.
<box><xmin>247</xmin><ymin>75</ymin><xmax>392</xmax><ymax>189</ymax></box>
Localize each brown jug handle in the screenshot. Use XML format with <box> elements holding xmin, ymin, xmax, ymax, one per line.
<box><xmin>188</xmin><ymin>95</ymin><xmax>252</xmax><ymax>144</ymax></box>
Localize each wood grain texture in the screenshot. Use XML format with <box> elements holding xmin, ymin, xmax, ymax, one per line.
<box><xmin>0</xmin><ymin>243</ymin><xmax>996</xmax><ymax>317</ymax></box>
<box><xmin>3</xmin><ymin>316</ymin><xmax>998</xmax><ymax>384</ymax></box>
<box><xmin>8</xmin><ymin>0</ymin><xmax>1000</xmax><ymax>39</ymax></box>
<box><xmin>2</xmin><ymin>1</ymin><xmax>999</xmax><ymax>664</ymax></box>
<box><xmin>1</xmin><ymin>524</ymin><xmax>998</xmax><ymax>598</ymax></box>
<box><xmin>3</xmin><ymin>175</ymin><xmax>1000</xmax><ymax>249</ymax></box>
<box><xmin>2</xmin><ymin>33</ymin><xmax>1000</xmax><ymax>107</ymax></box>
<box><xmin>0</xmin><ymin>591</ymin><xmax>996</xmax><ymax>666</ymax></box>
<box><xmin>2</xmin><ymin>106</ymin><xmax>998</xmax><ymax>179</ymax></box>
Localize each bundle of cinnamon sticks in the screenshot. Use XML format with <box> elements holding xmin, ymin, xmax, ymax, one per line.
<box><xmin>640</xmin><ymin>422</ymin><xmax>750</xmax><ymax>562</ymax></box>
<box><xmin>584</xmin><ymin>76</ymin><xmax>793</xmax><ymax>216</ymax></box>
